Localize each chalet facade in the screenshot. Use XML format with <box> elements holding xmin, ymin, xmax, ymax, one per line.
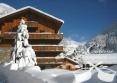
<box><xmin>0</xmin><ymin>6</ymin><xmax>79</xmax><ymax>70</ymax></box>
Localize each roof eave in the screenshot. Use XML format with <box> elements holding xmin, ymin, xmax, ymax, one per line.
<box><xmin>0</xmin><ymin>6</ymin><xmax>64</xmax><ymax>24</ymax></box>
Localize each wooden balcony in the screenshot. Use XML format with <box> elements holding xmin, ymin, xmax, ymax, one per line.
<box><xmin>2</xmin><ymin>32</ymin><xmax>63</xmax><ymax>40</ymax></box>
<box><xmin>32</xmin><ymin>45</ymin><xmax>63</xmax><ymax>52</ymax></box>
<box><xmin>36</xmin><ymin>57</ymin><xmax>64</xmax><ymax>65</ymax></box>
<box><xmin>29</xmin><ymin>33</ymin><xmax>63</xmax><ymax>40</ymax></box>
<box><xmin>0</xmin><ymin>44</ymin><xmax>63</xmax><ymax>52</ymax></box>
<box><xmin>0</xmin><ymin>44</ymin><xmax>12</xmax><ymax>48</ymax></box>
<box><xmin>36</xmin><ymin>57</ymin><xmax>78</xmax><ymax>65</ymax></box>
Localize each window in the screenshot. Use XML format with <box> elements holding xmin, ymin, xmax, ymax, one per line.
<box><xmin>11</xmin><ymin>27</ymin><xmax>17</xmax><ymax>32</ymax></box>
<box><xmin>28</xmin><ymin>27</ymin><xmax>37</xmax><ymax>32</ymax></box>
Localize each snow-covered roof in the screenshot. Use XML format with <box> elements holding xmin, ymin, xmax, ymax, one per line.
<box><xmin>0</xmin><ymin>6</ymin><xmax>64</xmax><ymax>23</ymax></box>
<box><xmin>0</xmin><ymin>3</ymin><xmax>16</xmax><ymax>10</ymax></box>
<box><xmin>0</xmin><ymin>3</ymin><xmax>16</xmax><ymax>17</ymax></box>
<box><xmin>65</xmin><ymin>57</ymin><xmax>78</xmax><ymax>65</ymax></box>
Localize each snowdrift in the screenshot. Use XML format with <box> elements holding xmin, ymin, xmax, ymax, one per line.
<box><xmin>0</xmin><ymin>63</ymin><xmax>117</xmax><ymax>83</ymax></box>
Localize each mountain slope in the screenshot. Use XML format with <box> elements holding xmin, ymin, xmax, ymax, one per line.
<box><xmin>86</xmin><ymin>23</ymin><xmax>117</xmax><ymax>54</ymax></box>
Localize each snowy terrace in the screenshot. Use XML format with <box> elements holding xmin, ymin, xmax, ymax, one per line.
<box><xmin>81</xmin><ymin>53</ymin><xmax>117</xmax><ymax>65</ymax></box>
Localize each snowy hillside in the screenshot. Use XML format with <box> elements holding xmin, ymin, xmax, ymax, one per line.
<box><xmin>0</xmin><ymin>3</ymin><xmax>16</xmax><ymax>17</ymax></box>
<box><xmin>86</xmin><ymin>23</ymin><xmax>117</xmax><ymax>54</ymax></box>
<box><xmin>59</xmin><ymin>24</ymin><xmax>117</xmax><ymax>65</ymax></box>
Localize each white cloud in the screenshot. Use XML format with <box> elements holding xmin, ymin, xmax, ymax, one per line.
<box><xmin>67</xmin><ymin>34</ymin><xmax>86</xmax><ymax>42</ymax></box>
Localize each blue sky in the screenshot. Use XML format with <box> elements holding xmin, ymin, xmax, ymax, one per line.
<box><xmin>0</xmin><ymin>0</ymin><xmax>117</xmax><ymax>42</ymax></box>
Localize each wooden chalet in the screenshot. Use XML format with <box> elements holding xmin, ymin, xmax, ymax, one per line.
<box><xmin>0</xmin><ymin>6</ymin><xmax>79</xmax><ymax>70</ymax></box>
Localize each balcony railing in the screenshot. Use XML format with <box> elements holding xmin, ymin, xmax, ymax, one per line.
<box><xmin>36</xmin><ymin>57</ymin><xmax>64</xmax><ymax>65</ymax></box>
<box><xmin>3</xmin><ymin>32</ymin><xmax>63</xmax><ymax>40</ymax></box>
<box><xmin>32</xmin><ymin>45</ymin><xmax>63</xmax><ymax>52</ymax></box>
<box><xmin>0</xmin><ymin>44</ymin><xmax>12</xmax><ymax>47</ymax></box>
<box><xmin>29</xmin><ymin>33</ymin><xmax>63</xmax><ymax>40</ymax></box>
<box><xmin>0</xmin><ymin>44</ymin><xmax>63</xmax><ymax>52</ymax></box>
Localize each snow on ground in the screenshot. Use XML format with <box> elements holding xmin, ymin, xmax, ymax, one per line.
<box><xmin>84</xmin><ymin>65</ymin><xmax>117</xmax><ymax>83</ymax></box>
<box><xmin>0</xmin><ymin>66</ymin><xmax>44</xmax><ymax>83</ymax></box>
<box><xmin>0</xmin><ymin>63</ymin><xmax>117</xmax><ymax>83</ymax></box>
<box><xmin>81</xmin><ymin>53</ymin><xmax>117</xmax><ymax>64</ymax></box>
